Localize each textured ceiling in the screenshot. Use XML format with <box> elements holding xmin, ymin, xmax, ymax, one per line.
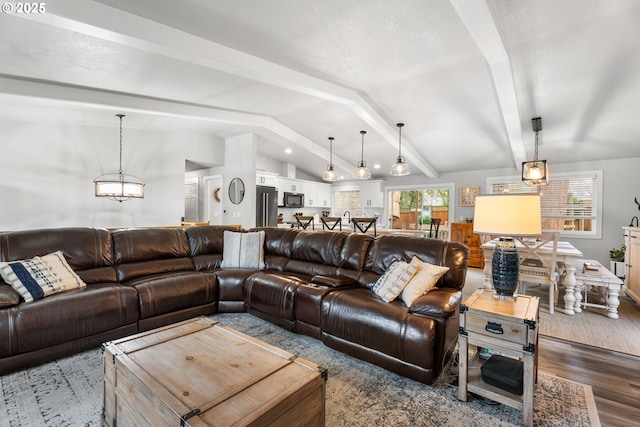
<box><xmin>0</xmin><ymin>0</ymin><xmax>639</xmax><ymax>181</ymax></box>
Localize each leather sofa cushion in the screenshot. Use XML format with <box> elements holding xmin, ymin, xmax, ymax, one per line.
<box><xmin>0</xmin><ymin>285</ymin><xmax>20</xmax><ymax>308</ymax></box>
<box><xmin>321</xmin><ymin>288</ymin><xmax>436</xmax><ymax>368</ymax></box>
<box><xmin>191</xmin><ymin>254</ymin><xmax>223</xmax><ymax>271</ymax></box>
<box><xmin>339</xmin><ymin>234</ymin><xmax>374</xmax><ymax>270</ymax></box>
<box><xmin>290</xmin><ymin>231</ymin><xmax>347</xmax><ymax>266</ymax></box>
<box><xmin>127</xmin><ymin>271</ymin><xmax>217</xmax><ymax>319</ymax></box>
<box><xmin>409</xmin><ymin>287</ymin><xmax>462</xmax><ymax>317</ymax></box>
<box><xmin>185</xmin><ymin>225</ymin><xmax>240</xmax><ymax>256</ymax></box>
<box><xmin>112</xmin><ymin>229</ymin><xmax>195</xmax><ymax>282</ymax></box>
<box><xmin>259</xmin><ymin>227</ymin><xmax>298</xmax><ymax>258</ymax></box>
<box><xmin>76</xmin><ymin>266</ymin><xmax>118</xmax><ymax>284</ymax></box>
<box><xmin>116</xmin><ymin>258</ymin><xmax>194</xmax><ymax>283</ymax></box>
<box><xmin>214</xmin><ymin>269</ymin><xmax>255</xmax><ymax>302</ymax></box>
<box><xmin>311</xmin><ymin>275</ymin><xmax>356</xmax><ymax>288</ymax></box>
<box><xmin>112</xmin><ymin>228</ymin><xmax>191</xmax><ymax>263</ymax></box>
<box><xmin>244</xmin><ymin>272</ymin><xmax>304</xmax><ymax>321</ymax></box>
<box><xmin>365</xmin><ymin>235</ymin><xmax>469</xmax><ymax>290</ymax></box>
<box><xmin>0</xmin><ymin>227</ymin><xmax>114</xmax><ymax>277</ymax></box>
<box><xmin>0</xmin><ymin>283</ymin><xmax>138</xmax><ymax>357</ymax></box>
<box><xmin>186</xmin><ymin>226</ymin><xmax>243</xmax><ymax>271</ymax></box>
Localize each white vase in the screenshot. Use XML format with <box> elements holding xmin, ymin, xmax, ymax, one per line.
<box><xmin>610</xmin><ymin>260</ymin><xmax>625</xmax><ymax>278</ymax></box>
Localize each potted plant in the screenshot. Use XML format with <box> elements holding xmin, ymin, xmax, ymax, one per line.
<box><xmin>609</xmin><ymin>245</ymin><xmax>626</xmax><ymax>278</ymax></box>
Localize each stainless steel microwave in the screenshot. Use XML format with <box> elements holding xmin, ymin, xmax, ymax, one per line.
<box><xmin>283</xmin><ymin>192</ymin><xmax>304</xmax><ymax>208</ymax></box>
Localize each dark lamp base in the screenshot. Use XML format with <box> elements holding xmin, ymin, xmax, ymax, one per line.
<box><xmin>491</xmin><ymin>237</ymin><xmax>520</xmax><ymax>298</ymax></box>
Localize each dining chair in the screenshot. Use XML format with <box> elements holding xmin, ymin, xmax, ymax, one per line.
<box><xmin>428</xmin><ymin>218</ymin><xmax>441</xmax><ymax>239</ymax></box>
<box><xmin>517</xmin><ymin>231</ymin><xmax>560</xmax><ymax>314</ymax></box>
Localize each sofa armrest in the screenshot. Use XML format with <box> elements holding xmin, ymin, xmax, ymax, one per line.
<box><xmin>311</xmin><ymin>275</ymin><xmax>356</xmax><ymax>288</ymax></box>
<box><xmin>408</xmin><ymin>288</ymin><xmax>462</xmax><ymax>318</ymax></box>
<box><xmin>0</xmin><ymin>284</ymin><xmax>21</xmax><ymax>308</ymax></box>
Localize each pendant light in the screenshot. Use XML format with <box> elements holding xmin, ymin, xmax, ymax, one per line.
<box><xmin>323</xmin><ymin>137</ymin><xmax>339</xmax><ymax>182</ymax></box>
<box><xmin>389</xmin><ymin>122</ymin><xmax>410</xmax><ymax>176</ymax></box>
<box><xmin>94</xmin><ymin>114</ymin><xmax>145</xmax><ymax>202</ymax></box>
<box><xmin>354</xmin><ymin>130</ymin><xmax>371</xmax><ymax>180</ymax></box>
<box><xmin>522</xmin><ymin>117</ymin><xmax>548</xmax><ymax>185</ymax></box>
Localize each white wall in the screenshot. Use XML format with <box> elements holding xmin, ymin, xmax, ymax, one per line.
<box><xmin>0</xmin><ymin>120</ymin><xmax>224</xmax><ymax>230</ymax></box>
<box><xmin>223</xmin><ymin>133</ymin><xmax>257</xmax><ymax>229</ymax></box>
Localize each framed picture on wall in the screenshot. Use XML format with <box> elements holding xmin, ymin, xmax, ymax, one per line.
<box><xmin>460</xmin><ymin>186</ymin><xmax>479</xmax><ymax>207</ymax></box>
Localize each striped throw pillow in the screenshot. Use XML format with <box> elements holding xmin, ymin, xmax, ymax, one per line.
<box><xmin>0</xmin><ymin>251</ymin><xmax>86</xmax><ymax>303</ymax></box>
<box><xmin>372</xmin><ymin>260</ymin><xmax>419</xmax><ymax>303</ymax></box>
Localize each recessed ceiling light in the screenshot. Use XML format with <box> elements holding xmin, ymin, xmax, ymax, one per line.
<box><xmin>374</xmin><ymin>164</ymin><xmax>381</xmax><ymax>169</ymax></box>
<box><xmin>285</xmin><ymin>148</ymin><xmax>292</xmax><ymax>154</ymax></box>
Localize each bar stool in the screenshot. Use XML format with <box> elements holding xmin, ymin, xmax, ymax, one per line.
<box><xmin>428</xmin><ymin>218</ymin><xmax>441</xmax><ymax>238</ymax></box>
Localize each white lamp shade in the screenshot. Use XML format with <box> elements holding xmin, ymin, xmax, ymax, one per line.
<box><xmin>473</xmin><ymin>194</ymin><xmax>541</xmax><ymax>236</ymax></box>
<box><xmin>95</xmin><ymin>177</ymin><xmax>145</xmax><ymax>200</ymax></box>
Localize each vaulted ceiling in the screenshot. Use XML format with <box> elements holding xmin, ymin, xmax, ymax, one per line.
<box><xmin>1</xmin><ymin>0</ymin><xmax>639</xmax><ymax>180</ymax></box>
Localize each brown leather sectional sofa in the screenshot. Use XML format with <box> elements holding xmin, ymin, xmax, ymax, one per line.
<box><xmin>0</xmin><ymin>225</ymin><xmax>469</xmax><ymax>384</ymax></box>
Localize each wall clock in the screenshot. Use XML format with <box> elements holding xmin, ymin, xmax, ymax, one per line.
<box><xmin>460</xmin><ymin>186</ymin><xmax>479</xmax><ymax>207</ymax></box>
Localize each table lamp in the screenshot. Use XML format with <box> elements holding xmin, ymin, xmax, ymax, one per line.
<box><xmin>473</xmin><ymin>194</ymin><xmax>542</xmax><ymax>298</ymax></box>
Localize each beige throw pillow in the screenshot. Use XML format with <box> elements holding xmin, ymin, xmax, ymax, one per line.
<box><xmin>40</xmin><ymin>251</ymin><xmax>86</xmax><ymax>291</ymax></box>
<box><xmin>399</xmin><ymin>256</ymin><xmax>449</xmax><ymax>306</ymax></box>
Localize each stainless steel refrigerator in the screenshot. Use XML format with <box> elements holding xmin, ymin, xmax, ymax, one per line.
<box><xmin>256</xmin><ymin>185</ymin><xmax>278</xmax><ymax>227</ymax></box>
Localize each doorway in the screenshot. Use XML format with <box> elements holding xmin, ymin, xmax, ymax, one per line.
<box><xmin>184</xmin><ymin>178</ymin><xmax>199</xmax><ymax>222</ymax></box>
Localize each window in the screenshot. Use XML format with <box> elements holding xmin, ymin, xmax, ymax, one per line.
<box><xmin>487</xmin><ymin>170</ymin><xmax>602</xmax><ymax>238</ymax></box>
<box><xmin>387</xmin><ymin>185</ymin><xmax>453</xmax><ymax>231</ymax></box>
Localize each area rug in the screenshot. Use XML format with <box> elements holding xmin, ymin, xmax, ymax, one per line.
<box><xmin>0</xmin><ymin>313</ymin><xmax>599</xmax><ymax>427</ymax></box>
<box><xmin>463</xmin><ymin>268</ymin><xmax>640</xmax><ymax>357</ymax></box>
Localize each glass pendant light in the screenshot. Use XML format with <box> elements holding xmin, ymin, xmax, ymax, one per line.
<box><xmin>390</xmin><ymin>122</ymin><xmax>410</xmax><ymax>176</ymax></box>
<box><xmin>323</xmin><ymin>137</ymin><xmax>339</xmax><ymax>182</ymax></box>
<box><xmin>354</xmin><ymin>130</ymin><xmax>371</xmax><ymax>180</ymax></box>
<box><xmin>522</xmin><ymin>117</ymin><xmax>548</xmax><ymax>185</ymax></box>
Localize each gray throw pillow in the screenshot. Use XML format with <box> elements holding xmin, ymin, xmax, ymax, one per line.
<box><xmin>221</xmin><ymin>231</ymin><xmax>265</xmax><ymax>269</ymax></box>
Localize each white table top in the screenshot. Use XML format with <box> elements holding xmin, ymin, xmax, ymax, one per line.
<box><xmin>481</xmin><ymin>238</ymin><xmax>583</xmax><ymax>257</ymax></box>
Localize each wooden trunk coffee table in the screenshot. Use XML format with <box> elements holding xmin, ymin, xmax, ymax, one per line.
<box><xmin>102</xmin><ymin>317</ymin><xmax>326</xmax><ymax>427</ymax></box>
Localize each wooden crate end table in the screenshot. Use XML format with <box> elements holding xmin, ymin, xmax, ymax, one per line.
<box><xmin>102</xmin><ymin>317</ymin><xmax>326</xmax><ymax>427</ymax></box>
<box><xmin>458</xmin><ymin>289</ymin><xmax>540</xmax><ymax>427</ymax></box>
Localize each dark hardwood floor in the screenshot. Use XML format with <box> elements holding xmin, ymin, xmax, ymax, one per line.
<box><xmin>538</xmin><ymin>336</ymin><xmax>640</xmax><ymax>426</ymax></box>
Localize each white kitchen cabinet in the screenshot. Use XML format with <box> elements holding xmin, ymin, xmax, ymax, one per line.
<box><xmin>624</xmin><ymin>226</ymin><xmax>640</xmax><ymax>304</ymax></box>
<box><xmin>278</xmin><ymin>178</ymin><xmax>303</xmax><ymax>193</ymax></box>
<box><xmin>360</xmin><ymin>180</ymin><xmax>385</xmax><ymax>208</ymax></box>
<box><xmin>300</xmin><ymin>181</ymin><xmax>332</xmax><ymax>208</ymax></box>
<box><xmin>256</xmin><ymin>172</ymin><xmax>277</xmax><ymax>187</ymax></box>
<box><xmin>276</xmin><ymin>178</ymin><xmax>304</xmax><ymax>206</ymax></box>
<box><xmin>304</xmin><ymin>181</ymin><xmax>318</xmax><ymax>207</ymax></box>
<box><xmin>317</xmin><ymin>183</ymin><xmax>332</xmax><ymax>207</ymax></box>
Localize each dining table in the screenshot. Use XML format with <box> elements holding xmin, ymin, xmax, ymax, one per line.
<box><xmin>480</xmin><ymin>238</ymin><xmax>584</xmax><ymax>315</ymax></box>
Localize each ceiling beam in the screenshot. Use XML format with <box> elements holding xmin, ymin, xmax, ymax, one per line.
<box><xmin>0</xmin><ymin>76</ymin><xmax>359</xmax><ymax>172</ymax></box>
<box><xmin>449</xmin><ymin>0</ymin><xmax>526</xmax><ymax>168</ymax></box>
<box><xmin>18</xmin><ymin>0</ymin><xmax>438</xmax><ymax>178</ymax></box>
